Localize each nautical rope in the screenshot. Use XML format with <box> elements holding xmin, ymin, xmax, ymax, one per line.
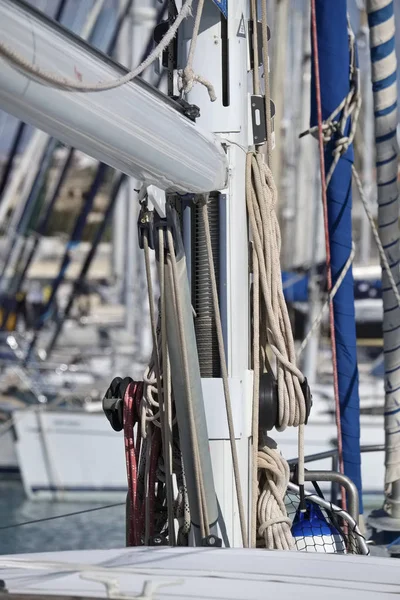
<box><xmin>246</xmin><ymin>151</ymin><xmax>307</xmax><ymax>542</ymax></box>
<box><xmin>257</xmin><ymin>436</ymin><xmax>295</xmax><ymax>550</ymax></box>
<box><xmin>246</xmin><ymin>1</ymin><xmax>302</xmax><ymax>549</ymax></box>
<box><xmin>178</xmin><ymin>0</ymin><xmax>216</xmax><ymax>102</ymax></box>
<box><xmin>0</xmin><ymin>0</ymin><xmax>193</xmax><ymax>92</ymax></box>
<box><xmin>310</xmin><ymin>0</ymin><xmax>346</xmax><ymax>508</ymax></box>
<box><xmin>246</xmin><ymin>153</ymin><xmax>306</xmax><ymax>426</ymax></box>
<box><xmin>200</xmin><ymin>199</ymin><xmax>248</xmax><ymax>547</ymax></box>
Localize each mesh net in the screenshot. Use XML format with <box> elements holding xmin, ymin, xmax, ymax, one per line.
<box><xmin>285</xmin><ymin>490</ymin><xmax>365</xmax><ymax>555</ymax></box>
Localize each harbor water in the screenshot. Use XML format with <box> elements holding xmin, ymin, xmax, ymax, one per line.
<box><xmin>0</xmin><ymin>479</ymin><xmax>126</xmax><ymax>555</ymax></box>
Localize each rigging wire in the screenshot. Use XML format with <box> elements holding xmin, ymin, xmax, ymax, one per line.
<box><xmin>310</xmin><ymin>0</ymin><xmax>346</xmax><ymax>510</ymax></box>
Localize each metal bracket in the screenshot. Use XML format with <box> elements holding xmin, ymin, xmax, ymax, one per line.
<box><xmin>171</xmin><ymin>96</ymin><xmax>200</xmax><ymax>122</ymax></box>
<box><xmin>201</xmin><ymin>534</ymin><xmax>222</xmax><ymax>547</ymax></box>
<box><xmin>138</xmin><ymin>204</ymin><xmax>155</xmax><ymax>250</ymax></box>
<box><xmin>250</xmin><ymin>95</ymin><xmax>266</xmax><ymax>145</ymax></box>
<box><xmin>250</xmin><ymin>96</ymin><xmax>276</xmax><ymax>146</ymax></box>
<box><xmin>248</xmin><ymin>21</ymin><xmax>270</xmax><ymax>69</ymax></box>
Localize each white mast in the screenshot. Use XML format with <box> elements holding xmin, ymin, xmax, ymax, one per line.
<box><xmin>178</xmin><ymin>0</ymin><xmax>251</xmax><ymax>544</ymax></box>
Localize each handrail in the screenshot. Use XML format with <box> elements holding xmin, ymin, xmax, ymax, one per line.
<box><xmin>288</xmin><ymin>444</ymin><xmax>385</xmax><ymax>466</ymax></box>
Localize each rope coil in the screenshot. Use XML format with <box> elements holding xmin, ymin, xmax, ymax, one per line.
<box><xmin>257</xmin><ymin>436</ymin><xmax>295</xmax><ymax>550</ymax></box>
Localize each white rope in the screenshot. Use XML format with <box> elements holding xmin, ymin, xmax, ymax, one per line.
<box><xmin>246</xmin><ymin>151</ymin><xmax>308</xmax><ymax>526</ymax></box>
<box><xmin>0</xmin><ymin>0</ymin><xmax>193</xmax><ymax>92</ymax></box>
<box><xmin>297</xmin><ymin>243</ymin><xmax>356</xmax><ymax>357</ymax></box>
<box><xmin>257</xmin><ymin>436</ymin><xmax>295</xmax><ymax>550</ymax></box>
<box><xmin>178</xmin><ymin>0</ymin><xmax>216</xmax><ymax>101</ymax></box>
<box><xmin>246</xmin><ymin>153</ymin><xmax>306</xmax><ymax>427</ymax></box>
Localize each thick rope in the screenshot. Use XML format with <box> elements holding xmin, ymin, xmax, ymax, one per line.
<box><xmin>257</xmin><ymin>436</ymin><xmax>295</xmax><ymax>550</ymax></box>
<box><xmin>246</xmin><ymin>153</ymin><xmax>306</xmax><ymax>421</ymax></box>
<box><xmin>200</xmin><ymin>200</ymin><xmax>248</xmax><ymax>547</ymax></box>
<box><xmin>246</xmin><ymin>151</ymin><xmax>308</xmax><ymax>521</ymax></box>
<box><xmin>178</xmin><ymin>0</ymin><xmax>216</xmax><ymax>101</ymax></box>
<box><xmin>0</xmin><ymin>0</ymin><xmax>193</xmax><ymax>92</ymax></box>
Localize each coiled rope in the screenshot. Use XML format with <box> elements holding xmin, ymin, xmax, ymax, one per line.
<box><xmin>257</xmin><ymin>435</ymin><xmax>294</xmax><ymax>550</ymax></box>
<box><xmin>246</xmin><ymin>151</ymin><xmax>305</xmax><ymax>550</ymax></box>
<box><xmin>246</xmin><ymin>1</ymin><xmax>302</xmax><ymax>551</ymax></box>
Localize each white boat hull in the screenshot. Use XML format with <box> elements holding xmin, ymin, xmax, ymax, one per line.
<box><xmin>13</xmin><ymin>409</ymin><xmax>127</xmax><ymax>501</ymax></box>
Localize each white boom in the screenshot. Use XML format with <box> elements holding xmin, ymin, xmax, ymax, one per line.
<box><xmin>0</xmin><ymin>0</ymin><xmax>228</xmax><ymax>194</ymax></box>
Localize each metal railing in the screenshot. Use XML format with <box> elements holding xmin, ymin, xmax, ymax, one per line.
<box><xmin>288</xmin><ymin>444</ymin><xmax>384</xmax><ymax>506</ymax></box>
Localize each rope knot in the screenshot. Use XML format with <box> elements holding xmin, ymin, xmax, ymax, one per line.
<box><xmin>178</xmin><ymin>67</ymin><xmax>217</xmax><ymax>102</ymax></box>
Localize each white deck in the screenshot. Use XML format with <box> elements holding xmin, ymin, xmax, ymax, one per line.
<box><xmin>0</xmin><ymin>546</ymin><xmax>399</xmax><ymax>599</ymax></box>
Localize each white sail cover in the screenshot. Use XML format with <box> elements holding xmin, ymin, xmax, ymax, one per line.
<box><xmin>367</xmin><ymin>0</ymin><xmax>400</xmax><ymax>486</ymax></box>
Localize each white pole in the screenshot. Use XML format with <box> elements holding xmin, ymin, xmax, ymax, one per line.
<box><xmin>178</xmin><ymin>0</ymin><xmax>251</xmax><ymax>546</ymax></box>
